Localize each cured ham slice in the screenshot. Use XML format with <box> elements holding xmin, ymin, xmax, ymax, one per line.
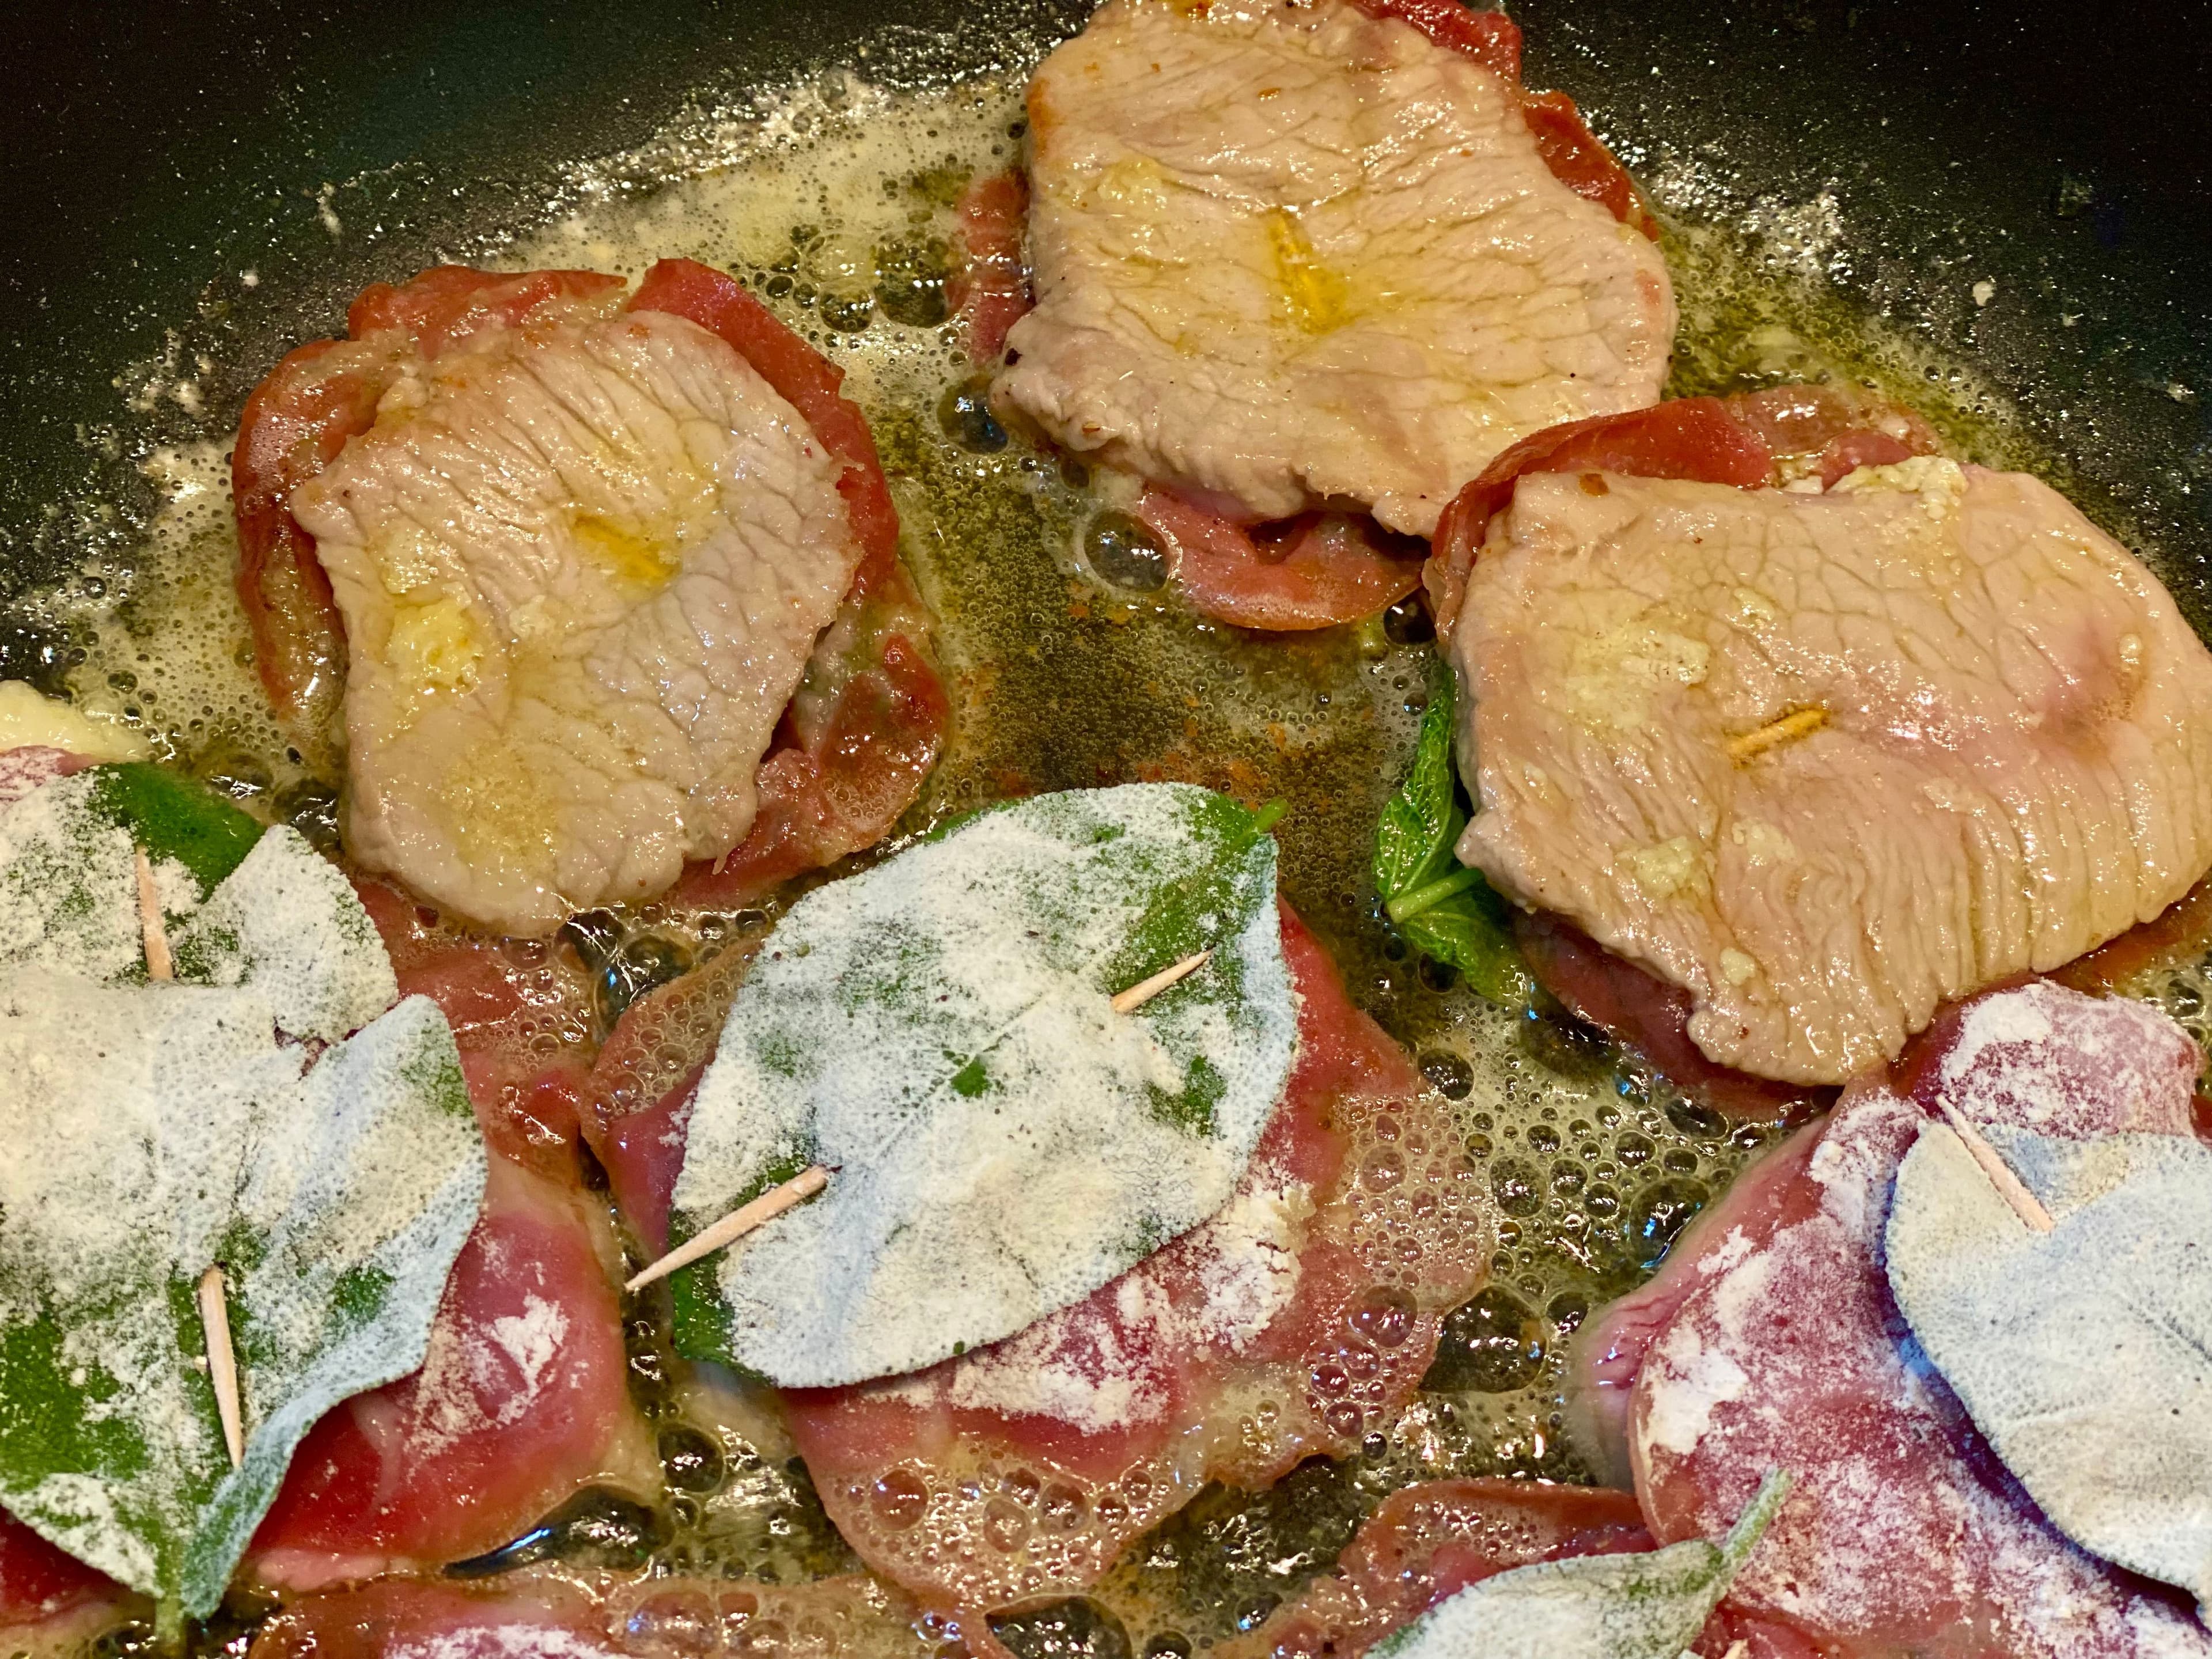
<box><xmin>770</xmin><ymin>907</ymin><xmax>1493</xmax><ymax>1619</ymax></box>
<box><xmin>1577</xmin><ymin>981</ymin><xmax>2212</xmax><ymax>1657</ymax></box>
<box><xmin>998</xmin><ymin>0</ymin><xmax>1674</xmax><ymax>544</ymax></box>
<box><xmin>1134</xmin><ymin>494</ymin><xmax>1426</xmax><ymax>633</ymax></box>
<box><xmin>951</xmin><ymin>169</ymin><xmax>1032</xmax><ymax>366</ymax></box>
<box><xmin>1221</xmin><ymin>1478</ymin><xmax>1654</xmax><ymax>1659</ymax></box>
<box><xmin>245</xmin><ymin>1570</ymin><xmax>918</xmax><ymax>1659</ymax></box>
<box><xmin>0</xmin><ymin>1509</ymin><xmax>132</xmax><ymax>1656</ymax></box>
<box><xmin>1438</xmin><ymin>397</ymin><xmax>2212</xmax><ymax>1084</ymax></box>
<box><xmin>350</xmin><ymin>876</ymin><xmax>597</xmax><ymax>1179</ymax></box>
<box><xmin>247</xmin><ymin>1158</ymin><xmax>657</xmax><ymax>1590</ymax></box>
<box><xmin>235</xmin><ymin>260</ymin><xmax>936</xmax><ymax>937</ymax></box>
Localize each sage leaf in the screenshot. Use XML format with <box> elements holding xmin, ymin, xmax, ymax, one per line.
<box><xmin>1372</xmin><ymin>1469</ymin><xmax>1790</xmax><ymax>1659</ymax></box>
<box><xmin>1372</xmin><ymin>673</ymin><xmax>1529</xmax><ymax>1006</ymax></box>
<box><xmin>1887</xmin><ymin>1123</ymin><xmax>2212</xmax><ymax>1609</ymax></box>
<box><xmin>0</xmin><ymin>762</ymin><xmax>480</xmax><ymax>1626</ymax></box>
<box><xmin>671</xmin><ymin>783</ymin><xmax>1297</xmax><ymax>1388</ymax></box>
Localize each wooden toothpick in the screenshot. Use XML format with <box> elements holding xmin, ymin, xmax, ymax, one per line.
<box><xmin>1933</xmin><ymin>1098</ymin><xmax>2054</xmax><ymax>1234</ymax></box>
<box><xmin>196</xmin><ymin>1266</ymin><xmax>244</xmax><ymax>1468</ymax></box>
<box><xmin>1110</xmin><ymin>949</ymin><xmax>1213</xmax><ymax>1014</ymax></box>
<box><xmin>1722</xmin><ymin>1642</ymin><xmax>1750</xmax><ymax>1659</ymax></box>
<box><xmin>134</xmin><ymin>848</ymin><xmax>172</xmax><ymax>982</ymax></box>
<box><xmin>626</xmin><ymin>1165</ymin><xmax>831</xmax><ymax>1293</ymax></box>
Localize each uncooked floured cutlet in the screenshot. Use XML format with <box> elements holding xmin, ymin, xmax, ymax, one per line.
<box><xmin>1447</xmin><ymin>457</ymin><xmax>2212</xmax><ymax>1084</ymax></box>
<box><xmin>291</xmin><ymin>302</ymin><xmax>861</xmax><ymax>935</ymax></box>
<box><xmin>996</xmin><ymin>0</ymin><xmax>1675</xmax><ymax>538</ymax></box>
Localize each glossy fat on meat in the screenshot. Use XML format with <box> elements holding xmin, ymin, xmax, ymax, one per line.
<box><xmin>1449</xmin><ymin>460</ymin><xmax>2212</xmax><ymax>1084</ymax></box>
<box><xmin>291</xmin><ymin>302</ymin><xmax>863</xmax><ymax>937</ymax></box>
<box><xmin>1614</xmin><ymin>983</ymin><xmax>2211</xmax><ymax>1658</ymax></box>
<box><xmin>997</xmin><ymin>0</ymin><xmax>1673</xmax><ymax>537</ymax></box>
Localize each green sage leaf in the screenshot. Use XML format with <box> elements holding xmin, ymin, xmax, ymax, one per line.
<box><xmin>1887</xmin><ymin>1124</ymin><xmax>2212</xmax><ymax>1609</ymax></box>
<box><xmin>1372</xmin><ymin>1469</ymin><xmax>1791</xmax><ymax>1659</ymax></box>
<box><xmin>1372</xmin><ymin>672</ymin><xmax>1529</xmax><ymax>1006</ymax></box>
<box><xmin>0</xmin><ymin>764</ymin><xmax>480</xmax><ymax>1625</ymax></box>
<box><xmin>670</xmin><ymin>783</ymin><xmax>1297</xmax><ymax>1388</ymax></box>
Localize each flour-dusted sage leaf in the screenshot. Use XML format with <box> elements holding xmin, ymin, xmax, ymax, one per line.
<box><xmin>0</xmin><ymin>984</ymin><xmax>483</xmax><ymax>1626</ymax></box>
<box><xmin>671</xmin><ymin>782</ymin><xmax>1297</xmax><ymax>1388</ymax></box>
<box><xmin>1373</xmin><ymin>673</ymin><xmax>1529</xmax><ymax>1007</ymax></box>
<box><xmin>1887</xmin><ymin>1123</ymin><xmax>2212</xmax><ymax>1609</ymax></box>
<box><xmin>0</xmin><ymin>766</ymin><xmax>391</xmax><ymax>1038</ymax></box>
<box><xmin>1371</xmin><ymin>1469</ymin><xmax>1790</xmax><ymax>1659</ymax></box>
<box><xmin>171</xmin><ymin>825</ymin><xmax>396</xmax><ymax>1042</ymax></box>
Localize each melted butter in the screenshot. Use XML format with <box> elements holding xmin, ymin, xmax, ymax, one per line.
<box><xmin>1264</xmin><ymin>207</ymin><xmax>1353</xmax><ymax>335</ymax></box>
<box><xmin>570</xmin><ymin>509</ymin><xmax>687</xmax><ymax>590</ymax></box>
<box><xmin>386</xmin><ymin>594</ymin><xmax>485</xmax><ymax>698</ymax></box>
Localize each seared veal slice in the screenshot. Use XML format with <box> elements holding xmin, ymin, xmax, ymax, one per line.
<box><xmin>997</xmin><ymin>0</ymin><xmax>1673</xmax><ymax>539</ymax></box>
<box><xmin>290</xmin><ymin>300</ymin><xmax>864</xmax><ymax>936</ymax></box>
<box><xmin>1578</xmin><ymin>983</ymin><xmax>2211</xmax><ymax>1657</ymax></box>
<box><xmin>1447</xmin><ymin>457</ymin><xmax>2212</xmax><ymax>1084</ymax></box>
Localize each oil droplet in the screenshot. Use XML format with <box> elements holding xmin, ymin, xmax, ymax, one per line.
<box><xmin>1361</xmin><ymin>1147</ymin><xmax>1405</xmax><ymax>1191</ymax></box>
<box><xmin>1349</xmin><ymin>1285</ymin><xmax>1415</xmax><ymax>1348</ymax></box>
<box><xmin>1630</xmin><ymin>1177</ymin><xmax>1710</xmax><ymax>1270</ymax></box>
<box><xmin>1084</xmin><ymin>512</ymin><xmax>1169</xmax><ymax>593</ymax></box>
<box><xmin>982</xmin><ymin>1497</ymin><xmax>1029</xmax><ymax>1552</ymax></box>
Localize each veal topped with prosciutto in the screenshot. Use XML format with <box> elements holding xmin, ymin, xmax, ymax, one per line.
<box><xmin>994</xmin><ymin>0</ymin><xmax>1672</xmax><ymax>629</ymax></box>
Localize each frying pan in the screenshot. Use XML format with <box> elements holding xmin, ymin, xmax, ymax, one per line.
<box><xmin>0</xmin><ymin>0</ymin><xmax>2209</xmax><ymax>1642</ymax></box>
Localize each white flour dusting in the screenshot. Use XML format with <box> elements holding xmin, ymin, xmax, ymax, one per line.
<box><xmin>673</xmin><ymin>783</ymin><xmax>1298</xmax><ymax>1388</ymax></box>
<box><xmin>0</xmin><ymin>766</ymin><xmax>483</xmax><ymax>1619</ymax></box>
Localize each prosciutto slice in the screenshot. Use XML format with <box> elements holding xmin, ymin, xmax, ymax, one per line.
<box><xmin>773</xmin><ymin>907</ymin><xmax>1493</xmax><ymax>1619</ymax></box>
<box><xmin>247</xmin><ymin>1158</ymin><xmax>657</xmax><ymax>1592</ymax></box>
<box><xmin>1576</xmin><ymin>980</ymin><xmax>2212</xmax><ymax>1657</ymax></box>
<box><xmin>1221</xmin><ymin>1478</ymin><xmax>1654</xmax><ymax>1659</ymax></box>
<box><xmin>247</xmin><ymin>884</ymin><xmax>654</xmax><ymax>1590</ymax></box>
<box><xmin>0</xmin><ymin>1509</ymin><xmax>131</xmax><ymax>1655</ymax></box>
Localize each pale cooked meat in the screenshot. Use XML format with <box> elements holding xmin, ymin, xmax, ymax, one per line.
<box><xmin>996</xmin><ymin>0</ymin><xmax>1675</xmax><ymax>537</ymax></box>
<box><xmin>291</xmin><ymin>304</ymin><xmax>861</xmax><ymax>936</ymax></box>
<box><xmin>1448</xmin><ymin>457</ymin><xmax>2212</xmax><ymax>1084</ymax></box>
